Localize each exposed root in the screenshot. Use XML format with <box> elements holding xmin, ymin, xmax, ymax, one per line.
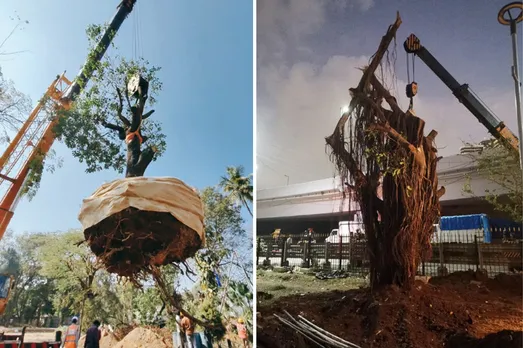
<box><xmin>84</xmin><ymin>207</ymin><xmax>202</xmax><ymax>280</ymax></box>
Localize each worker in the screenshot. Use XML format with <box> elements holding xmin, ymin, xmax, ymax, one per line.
<box><xmin>84</xmin><ymin>320</ymin><xmax>101</xmax><ymax>348</ymax></box>
<box><xmin>62</xmin><ymin>316</ymin><xmax>80</xmax><ymax>348</ymax></box>
<box><xmin>180</xmin><ymin>312</ymin><xmax>196</xmax><ymax>348</ymax></box>
<box><xmin>233</xmin><ymin>317</ymin><xmax>249</xmax><ymax>348</ymax></box>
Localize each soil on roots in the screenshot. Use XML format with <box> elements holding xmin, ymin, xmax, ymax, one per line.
<box><xmin>85</xmin><ymin>207</ymin><xmax>202</xmax><ymax>277</ymax></box>
<box><xmin>257</xmin><ymin>272</ymin><xmax>523</xmax><ymax>348</ymax></box>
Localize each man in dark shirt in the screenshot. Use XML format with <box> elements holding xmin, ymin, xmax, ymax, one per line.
<box><xmin>84</xmin><ymin>320</ymin><xmax>101</xmax><ymax>348</ymax></box>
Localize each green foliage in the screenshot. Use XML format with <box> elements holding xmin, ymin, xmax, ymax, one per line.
<box><xmin>182</xmin><ymin>186</ymin><xmax>252</xmax><ymax>340</ymax></box>
<box><xmin>0</xmin><ymin>232</ymin><xmax>55</xmax><ymax>325</ymax></box>
<box><xmin>0</xmin><ymin>67</ymin><xmax>32</xmax><ymax>136</ymax></box>
<box><xmin>463</xmin><ymin>140</ymin><xmax>522</xmax><ymax>221</ymax></box>
<box><xmin>0</xmin><ymin>15</ymin><xmax>31</xmax><ymax>135</ymax></box>
<box><xmin>21</xmin><ymin>149</ymin><xmax>63</xmax><ymax>201</ymax></box>
<box><xmin>54</xmin><ymin>24</ymin><xmax>166</xmax><ymax>175</ymax></box>
<box><xmin>219</xmin><ymin>166</ymin><xmax>253</xmax><ymax>216</ymax></box>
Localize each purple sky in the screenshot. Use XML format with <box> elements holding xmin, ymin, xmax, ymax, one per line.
<box><xmin>257</xmin><ymin>0</ymin><xmax>522</xmax><ymax>189</ymax></box>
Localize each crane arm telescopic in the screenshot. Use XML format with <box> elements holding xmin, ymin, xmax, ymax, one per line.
<box><xmin>62</xmin><ymin>0</ymin><xmax>136</xmax><ymax>102</ymax></box>
<box><xmin>404</xmin><ymin>33</ymin><xmax>520</xmax><ymax>153</ymax></box>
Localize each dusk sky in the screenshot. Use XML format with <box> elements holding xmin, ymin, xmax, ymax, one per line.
<box><xmin>0</xmin><ymin>0</ymin><xmax>253</xmax><ymax>235</ymax></box>
<box><xmin>257</xmin><ymin>0</ymin><xmax>521</xmax><ymax>189</ymax></box>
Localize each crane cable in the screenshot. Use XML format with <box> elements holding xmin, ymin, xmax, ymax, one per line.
<box><xmin>131</xmin><ymin>3</ymin><xmax>143</xmax><ymax>61</ymax></box>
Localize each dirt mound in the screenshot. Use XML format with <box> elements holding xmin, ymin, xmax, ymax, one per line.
<box><xmin>111</xmin><ymin>327</ymin><xmax>171</xmax><ymax>348</ymax></box>
<box><xmin>77</xmin><ymin>330</ymin><xmax>119</xmax><ymax>348</ymax></box>
<box><xmin>85</xmin><ymin>207</ymin><xmax>202</xmax><ymax>278</ymax></box>
<box><xmin>447</xmin><ymin>330</ymin><xmax>522</xmax><ymax>348</ymax></box>
<box><xmin>257</xmin><ymin>274</ymin><xmax>523</xmax><ymax>348</ymax></box>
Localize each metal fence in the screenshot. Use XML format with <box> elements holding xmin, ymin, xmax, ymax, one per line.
<box><xmin>256</xmin><ymin>228</ymin><xmax>523</xmax><ymax>278</ymax></box>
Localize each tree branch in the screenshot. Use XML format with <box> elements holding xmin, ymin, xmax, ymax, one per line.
<box><xmin>142</xmin><ymin>109</ymin><xmax>155</xmax><ymax>120</ymax></box>
<box><xmin>115</xmin><ymin>87</ymin><xmax>130</xmax><ymax>127</ymax></box>
<box><xmin>357</xmin><ymin>12</ymin><xmax>402</xmax><ymax>92</ymax></box>
<box><xmin>101</xmin><ymin>121</ymin><xmax>126</xmax><ymax>140</ymax></box>
<box><xmin>437</xmin><ymin>186</ymin><xmax>446</xmax><ymax>199</ymax></box>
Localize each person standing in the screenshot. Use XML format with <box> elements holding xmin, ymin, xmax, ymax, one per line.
<box><xmin>233</xmin><ymin>318</ymin><xmax>249</xmax><ymax>348</ymax></box>
<box><xmin>84</xmin><ymin>320</ymin><xmax>101</xmax><ymax>348</ymax></box>
<box><xmin>62</xmin><ymin>316</ymin><xmax>80</xmax><ymax>348</ymax></box>
<box><xmin>180</xmin><ymin>312</ymin><xmax>196</xmax><ymax>348</ymax></box>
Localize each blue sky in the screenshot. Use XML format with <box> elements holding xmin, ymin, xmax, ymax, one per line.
<box><xmin>257</xmin><ymin>0</ymin><xmax>522</xmax><ymax>188</ymax></box>
<box><xmin>0</xmin><ymin>0</ymin><xmax>253</xmax><ymax>233</ymax></box>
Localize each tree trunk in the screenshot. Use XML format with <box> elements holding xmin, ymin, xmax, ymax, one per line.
<box><xmin>125</xmin><ymin>137</ymin><xmax>155</xmax><ymax>178</ymax></box>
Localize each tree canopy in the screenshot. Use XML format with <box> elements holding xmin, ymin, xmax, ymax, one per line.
<box><xmin>219</xmin><ymin>166</ymin><xmax>253</xmax><ymax>217</ymax></box>
<box><xmin>464</xmin><ymin>140</ymin><xmax>522</xmax><ymax>222</ymax></box>
<box><xmin>55</xmin><ymin>24</ymin><xmax>166</xmax><ymax>175</ymax></box>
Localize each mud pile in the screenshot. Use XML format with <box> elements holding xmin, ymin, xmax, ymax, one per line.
<box><xmin>257</xmin><ymin>272</ymin><xmax>523</xmax><ymax>348</ymax></box>
<box><xmin>111</xmin><ymin>327</ymin><xmax>171</xmax><ymax>348</ymax></box>
<box><xmin>77</xmin><ymin>331</ymin><xmax>119</xmax><ymax>348</ymax></box>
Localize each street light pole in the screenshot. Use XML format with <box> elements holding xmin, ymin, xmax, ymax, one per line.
<box><xmin>498</xmin><ymin>2</ymin><xmax>523</xmax><ymax>169</ymax></box>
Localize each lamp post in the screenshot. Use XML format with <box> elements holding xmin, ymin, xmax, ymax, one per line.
<box><xmin>498</xmin><ymin>2</ymin><xmax>523</xmax><ymax>169</ymax></box>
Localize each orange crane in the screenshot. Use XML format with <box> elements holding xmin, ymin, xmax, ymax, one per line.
<box><xmin>0</xmin><ymin>0</ymin><xmax>137</xmax><ymax>317</ymax></box>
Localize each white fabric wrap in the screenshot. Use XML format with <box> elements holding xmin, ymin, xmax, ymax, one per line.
<box><xmin>78</xmin><ymin>177</ymin><xmax>205</xmax><ymax>245</ymax></box>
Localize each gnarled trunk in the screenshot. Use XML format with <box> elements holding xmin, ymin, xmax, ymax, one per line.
<box><xmin>326</xmin><ymin>13</ymin><xmax>445</xmax><ymax>290</ymax></box>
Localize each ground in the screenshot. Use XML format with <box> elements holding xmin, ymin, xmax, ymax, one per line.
<box><xmin>256</xmin><ymin>270</ymin><xmax>523</xmax><ymax>348</ymax></box>
<box><xmin>256</xmin><ymin>269</ymin><xmax>367</xmax><ymax>305</ymax></box>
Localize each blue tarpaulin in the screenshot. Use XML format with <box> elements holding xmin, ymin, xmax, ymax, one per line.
<box><xmin>214</xmin><ymin>272</ymin><xmax>221</xmax><ymax>288</ymax></box>
<box><xmin>0</xmin><ymin>275</ymin><xmax>9</xmax><ymax>298</ymax></box>
<box><xmin>440</xmin><ymin>214</ymin><xmax>492</xmax><ymax>243</ymax></box>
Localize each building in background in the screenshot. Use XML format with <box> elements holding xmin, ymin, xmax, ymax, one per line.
<box><xmin>257</xmin><ymin>153</ymin><xmax>511</xmax><ymax>236</ymax></box>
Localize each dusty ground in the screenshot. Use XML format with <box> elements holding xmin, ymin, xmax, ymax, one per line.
<box><xmin>257</xmin><ymin>271</ymin><xmax>523</xmax><ymax>348</ymax></box>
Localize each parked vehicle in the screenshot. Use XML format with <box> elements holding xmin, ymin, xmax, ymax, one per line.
<box><xmin>432</xmin><ymin>214</ymin><xmax>492</xmax><ymax>243</ymax></box>
<box><xmin>325</xmin><ymin>221</ymin><xmax>364</xmax><ymax>244</ymax></box>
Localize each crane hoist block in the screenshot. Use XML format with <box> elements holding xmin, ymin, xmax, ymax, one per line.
<box><xmin>127</xmin><ymin>74</ymin><xmax>149</xmax><ymax>100</ymax></box>
<box><xmin>406</xmin><ymin>82</ymin><xmax>418</xmax><ymax>99</ymax></box>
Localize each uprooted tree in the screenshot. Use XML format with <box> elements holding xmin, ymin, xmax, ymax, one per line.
<box><xmin>326</xmin><ymin>13</ymin><xmax>445</xmax><ymax>289</ymax></box>
<box><xmin>55</xmin><ymin>24</ymin><xmax>166</xmax><ymax>178</ymax></box>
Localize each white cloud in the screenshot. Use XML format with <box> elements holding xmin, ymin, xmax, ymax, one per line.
<box><xmin>256</xmin><ymin>0</ymin><xmax>517</xmax><ymax>190</ymax></box>
<box><xmin>257</xmin><ymin>0</ymin><xmax>375</xmax><ymax>66</ymax></box>
<box><xmin>257</xmin><ymin>55</ymin><xmax>517</xmax><ymax>189</ymax></box>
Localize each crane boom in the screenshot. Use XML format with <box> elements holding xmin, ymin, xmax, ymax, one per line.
<box><xmin>404</xmin><ymin>33</ymin><xmax>520</xmax><ymax>152</ymax></box>
<box><xmin>0</xmin><ymin>0</ymin><xmax>137</xmax><ymax>241</ymax></box>
<box><xmin>63</xmin><ymin>0</ymin><xmax>136</xmax><ymax>102</ymax></box>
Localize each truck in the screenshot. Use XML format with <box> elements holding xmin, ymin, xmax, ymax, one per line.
<box><xmin>432</xmin><ymin>214</ymin><xmax>493</xmax><ymax>244</ymax></box>
<box><xmin>325</xmin><ymin>221</ymin><xmax>365</xmax><ymax>244</ymax></box>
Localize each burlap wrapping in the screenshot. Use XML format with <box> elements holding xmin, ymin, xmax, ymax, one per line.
<box><xmin>78</xmin><ymin>177</ymin><xmax>205</xmax><ymax>245</ymax></box>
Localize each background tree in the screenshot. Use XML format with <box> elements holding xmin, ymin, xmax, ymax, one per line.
<box><xmin>0</xmin><ymin>232</ymin><xmax>55</xmax><ymax>325</ymax></box>
<box><xmin>182</xmin><ymin>186</ymin><xmax>252</xmax><ymax>340</ymax></box>
<box><xmin>0</xmin><ymin>14</ymin><xmax>32</xmax><ymax>138</ymax></box>
<box><xmin>36</xmin><ymin>230</ymin><xmax>102</xmax><ymax>330</ymax></box>
<box><xmin>464</xmin><ymin>139</ymin><xmax>522</xmax><ymax>222</ymax></box>
<box><xmin>219</xmin><ymin>166</ymin><xmax>253</xmax><ymax>217</ymax></box>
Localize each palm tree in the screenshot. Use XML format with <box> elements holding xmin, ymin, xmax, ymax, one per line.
<box><xmin>219</xmin><ymin>166</ymin><xmax>253</xmax><ymax>217</ymax></box>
